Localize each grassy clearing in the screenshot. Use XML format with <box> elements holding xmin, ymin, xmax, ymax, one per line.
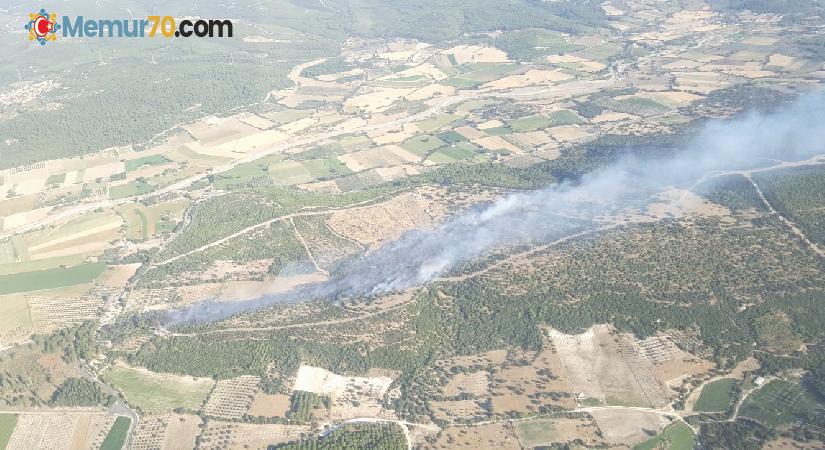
<box><xmin>0</xmin><ymin>414</ymin><xmax>17</xmax><ymax>450</ymax></box>
<box><xmin>125</xmin><ymin>155</ymin><xmax>169</xmax><ymax>172</ymax></box>
<box><xmin>414</xmin><ymin>114</ymin><xmax>461</xmax><ymax>132</ymax></box>
<box><xmin>436</xmin><ymin>130</ymin><xmax>467</xmax><ymax>143</ymax></box>
<box><xmin>739</xmin><ymin>380</ymin><xmax>821</xmax><ymax>427</ymax></box>
<box><xmin>514</xmin><ymin>419</ymin><xmax>558</xmax><ymax>447</ymax></box>
<box><xmin>549</xmin><ymin>109</ymin><xmax>584</xmax><ymax>126</ymax></box>
<box><xmin>117</xmin><ymin>201</ymin><xmax>186</xmax><ymax>241</ymax></box>
<box><xmin>634</xmin><ymin>422</ymin><xmax>696</xmax><ymax>450</ymax></box>
<box><xmin>268</xmin><ymin>161</ymin><xmax>314</xmax><ymax>185</ymax></box>
<box><xmin>596</xmin><ymin>96</ymin><xmax>670</xmax><ymax>117</ymax></box>
<box><xmin>116</xmin><ymin>206</ymin><xmax>145</xmax><ymax>242</ymax></box>
<box><xmin>510</xmin><ymin>115</ymin><xmax>553</xmax><ymax>132</ymax></box>
<box><xmin>135</xmin><ymin>209</ymin><xmax>149</xmax><ymax>241</ymax></box>
<box><xmin>442</xmin><ymin>77</ymin><xmax>486</xmax><ymax>89</ymax></box>
<box><xmin>103</xmin><ymin>365</ymin><xmax>213</xmax><ymax>412</ymax></box>
<box><xmin>694</xmin><ymin>378</ymin><xmax>737</xmax><ymax>412</ymax></box>
<box><xmin>46</xmin><ymin>173</ymin><xmax>66</xmax><ymax>186</ymax></box>
<box><xmin>263</xmin><ymin>109</ymin><xmax>313</xmax><ymax>125</ymax></box>
<box><xmin>0</xmin><ymin>295</ymin><xmax>31</xmax><ymax>333</ymax></box>
<box><xmin>109</xmin><ymin>180</ymin><xmax>155</xmax><ymax>199</ymax></box>
<box><xmin>211</xmin><ymin>161</ymin><xmax>270</xmax><ymax>190</ymax></box>
<box><xmin>401</xmin><ymin>135</ymin><xmax>446</xmax><ymax>157</ymax></box>
<box><xmin>483</xmin><ymin>126</ymin><xmax>511</xmax><ymax>136</ymax></box>
<box><xmin>460</xmin><ymin>62</ymin><xmax>517</xmax><ymax>80</ymax></box>
<box><xmin>578</xmin><ymin>43</ymin><xmax>624</xmax><ymax>61</ymax></box>
<box><xmin>0</xmin><ymin>262</ymin><xmax>106</xmax><ymax>295</ymax></box>
<box><xmin>303</xmin><ymin>158</ymin><xmax>353</xmax><ymax>179</ymax></box>
<box><xmin>100</xmin><ymin>416</ymin><xmax>130</xmax><ymax>450</ymax></box>
<box><xmin>428</xmin><ymin>144</ymin><xmax>483</xmax><ymax>164</ymax></box>
<box><xmin>492</xmin><ymin>29</ymin><xmax>584</xmax><ymax>60</ymax></box>
<box><xmin>0</xmin><ymin>254</ymin><xmax>93</xmax><ymax>276</ymax></box>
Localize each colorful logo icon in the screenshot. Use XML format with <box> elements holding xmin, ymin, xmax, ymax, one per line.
<box><xmin>25</xmin><ymin>9</ymin><xmax>60</xmax><ymax>45</ymax></box>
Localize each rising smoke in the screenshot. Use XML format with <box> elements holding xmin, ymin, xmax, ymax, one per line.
<box><xmin>161</xmin><ymin>91</ymin><xmax>825</xmax><ymax>326</ymax></box>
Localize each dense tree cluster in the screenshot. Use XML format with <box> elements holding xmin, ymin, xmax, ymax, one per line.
<box><xmin>270</xmin><ymin>422</ymin><xmax>406</xmax><ymax>450</ymax></box>
<box><xmin>50</xmin><ymin>378</ymin><xmax>113</xmax><ymax>407</ymax></box>
<box><xmin>33</xmin><ymin>321</ymin><xmax>98</xmax><ymax>363</ymax></box>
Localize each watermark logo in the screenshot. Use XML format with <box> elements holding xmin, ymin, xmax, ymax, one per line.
<box><xmin>25</xmin><ymin>11</ymin><xmax>232</xmax><ymax>44</ymax></box>
<box><xmin>25</xmin><ymin>9</ymin><xmax>61</xmax><ymax>45</ymax></box>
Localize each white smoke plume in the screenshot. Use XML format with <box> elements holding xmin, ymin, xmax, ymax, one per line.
<box><xmin>160</xmin><ymin>91</ymin><xmax>825</xmax><ymax>326</ymax></box>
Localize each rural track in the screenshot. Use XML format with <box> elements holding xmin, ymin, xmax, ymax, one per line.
<box><xmin>683</xmin><ymin>154</ymin><xmax>825</xmax><ymax>259</ymax></box>
<box><xmin>152</xmin><ymin>187</ymin><xmax>408</xmax><ymax>266</ymax></box>
<box><xmin>744</xmin><ymin>173</ymin><xmax>825</xmax><ymax>258</ymax></box>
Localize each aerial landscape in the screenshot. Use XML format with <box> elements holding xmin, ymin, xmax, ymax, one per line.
<box><xmin>0</xmin><ymin>0</ymin><xmax>824</xmax><ymax>448</ymax></box>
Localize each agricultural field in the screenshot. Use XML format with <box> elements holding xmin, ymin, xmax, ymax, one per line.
<box><xmin>0</xmin><ymin>294</ymin><xmax>32</xmax><ymax>339</ymax></box>
<box><xmin>634</xmin><ymin>422</ymin><xmax>696</xmax><ymax>450</ymax></box>
<box><xmin>739</xmin><ymin>380</ymin><xmax>822</xmax><ymax>428</ymax></box>
<box><xmin>100</xmin><ymin>417</ymin><xmax>131</xmax><ymax>450</ymax></box>
<box><xmin>116</xmin><ymin>199</ymin><xmax>188</xmax><ymax>242</ymax></box>
<box><xmin>0</xmin><ymin>414</ymin><xmax>16</xmax><ymax>450</ymax></box>
<box><xmin>102</xmin><ymin>365</ymin><xmax>214</xmax><ymax>413</ymax></box>
<box><xmin>202</xmin><ymin>375</ymin><xmax>260</xmax><ymax>419</ymax></box>
<box><xmin>2</xmin><ymin>412</ymin><xmax>118</xmax><ymax>450</ymax></box>
<box><xmin>514</xmin><ymin>415</ymin><xmax>604</xmax><ymax>448</ymax></box>
<box><xmin>0</xmin><ymin>263</ymin><xmax>106</xmax><ymax>295</ymax></box>
<box><xmin>199</xmin><ymin>421</ymin><xmax>309</xmax><ymax>449</ymax></box>
<box><xmin>693</xmin><ymin>378</ymin><xmax>738</xmax><ymax>412</ymax></box>
<box><xmin>0</xmin><ymin>1</ymin><xmax>824</xmax><ymax>449</ymax></box>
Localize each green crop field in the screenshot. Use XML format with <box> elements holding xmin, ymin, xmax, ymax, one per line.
<box><xmin>414</xmin><ymin>114</ymin><xmax>461</xmax><ymax>132</ymax></box>
<box><xmin>436</xmin><ymin>130</ymin><xmax>467</xmax><ymax>143</ymax></box>
<box><xmin>549</xmin><ymin>109</ymin><xmax>584</xmax><ymax>126</ymax></box>
<box><xmin>0</xmin><ymin>414</ymin><xmax>17</xmax><ymax>450</ymax></box>
<box><xmin>401</xmin><ymin>135</ymin><xmax>446</xmax><ymax>157</ymax></box>
<box><xmin>303</xmin><ymin>158</ymin><xmax>353</xmax><ymax>180</ymax></box>
<box><xmin>103</xmin><ymin>366</ymin><xmax>213</xmax><ymax>412</ymax></box>
<box><xmin>0</xmin><ymin>254</ymin><xmax>97</xmax><ymax>276</ymax></box>
<box><xmin>693</xmin><ymin>378</ymin><xmax>737</xmax><ymax>412</ymax></box>
<box><xmin>510</xmin><ymin>115</ymin><xmax>553</xmax><ymax>132</ymax></box>
<box><xmin>100</xmin><ymin>416</ymin><xmax>131</xmax><ymax>450</ymax></box>
<box><xmin>125</xmin><ymin>155</ymin><xmax>169</xmax><ymax>172</ymax></box>
<box><xmin>0</xmin><ymin>263</ymin><xmax>106</xmax><ymax>295</ymax></box>
<box><xmin>442</xmin><ymin>76</ymin><xmax>486</xmax><ymax>89</ymax></box>
<box><xmin>739</xmin><ymin>380</ymin><xmax>821</xmax><ymax>427</ymax></box>
<box><xmin>634</xmin><ymin>422</ymin><xmax>696</xmax><ymax>450</ymax></box>
<box><xmin>109</xmin><ymin>180</ymin><xmax>155</xmax><ymax>199</ymax></box>
<box><xmin>211</xmin><ymin>161</ymin><xmax>271</xmax><ymax>190</ymax></box>
<box><xmin>596</xmin><ymin>96</ymin><xmax>671</xmax><ymax>117</ymax></box>
<box><xmin>428</xmin><ymin>144</ymin><xmax>484</xmax><ymax>164</ymax></box>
